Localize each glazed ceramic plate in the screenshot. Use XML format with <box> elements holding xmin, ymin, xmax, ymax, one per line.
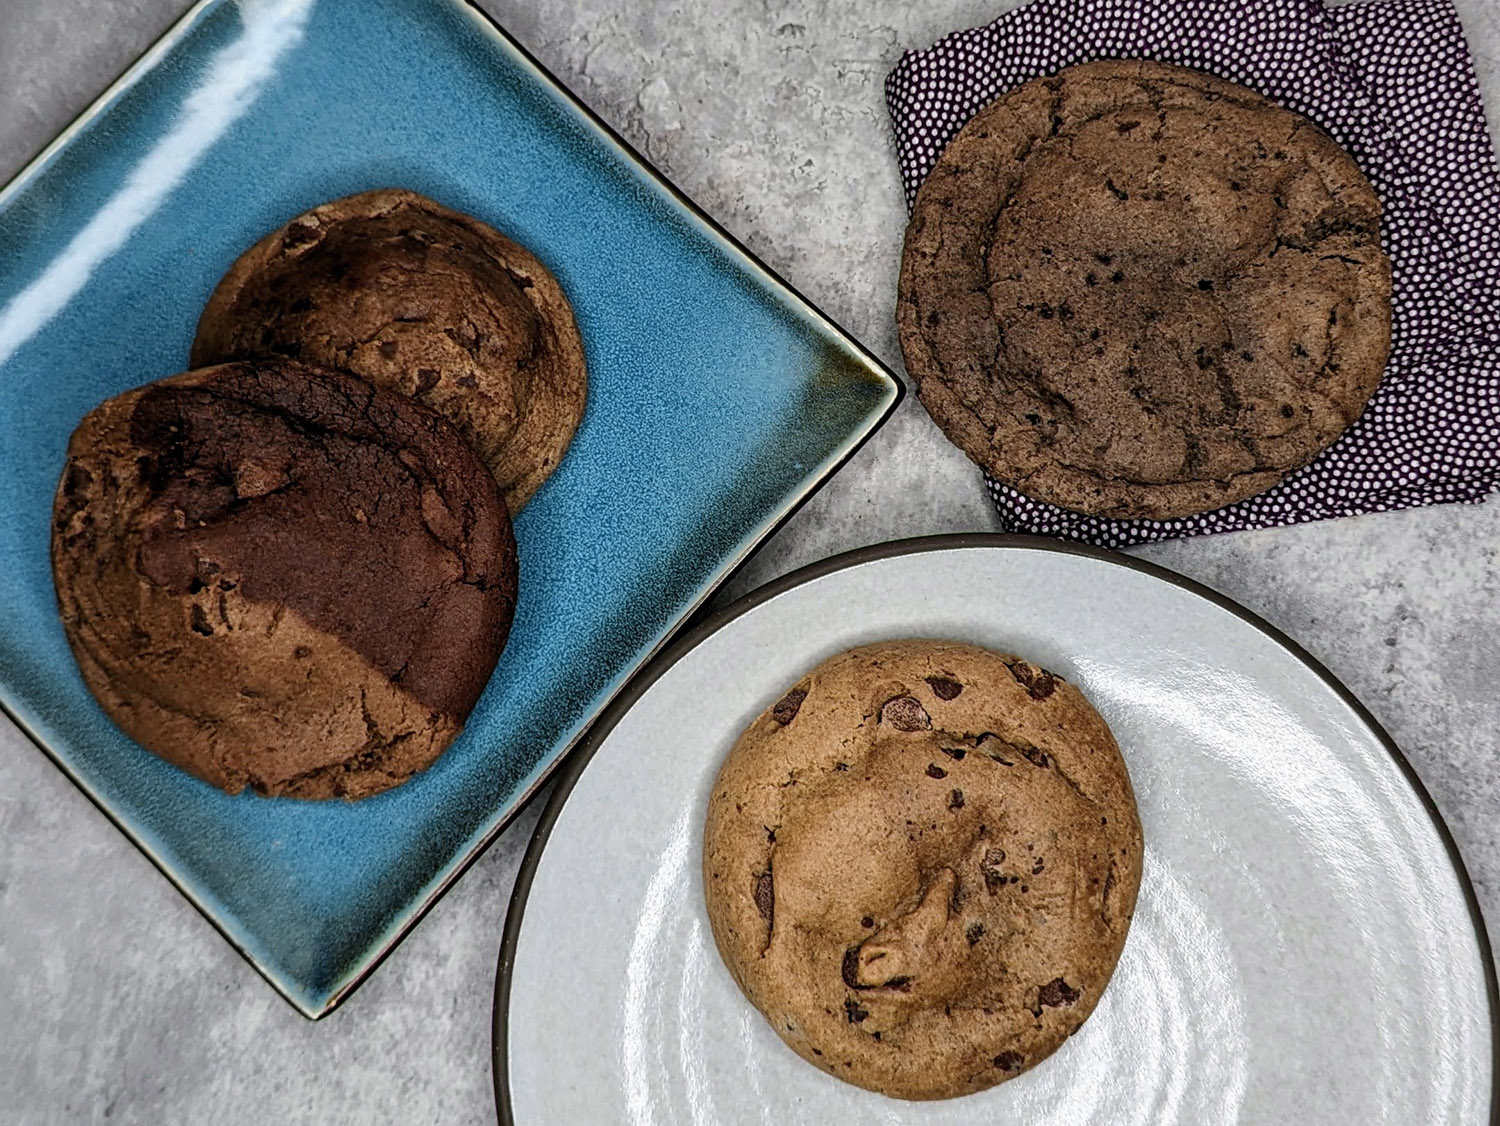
<box><xmin>0</xmin><ymin>0</ymin><xmax>899</xmax><ymax>1016</ymax></box>
<box><xmin>495</xmin><ymin>536</ymin><xmax>1497</xmax><ymax>1124</ymax></box>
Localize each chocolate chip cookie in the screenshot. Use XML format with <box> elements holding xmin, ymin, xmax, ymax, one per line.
<box><xmin>897</xmin><ymin>60</ymin><xmax>1391</xmax><ymax>519</ymax></box>
<box><xmin>191</xmin><ymin>189</ymin><xmax>587</xmax><ymax>512</ymax></box>
<box><xmin>51</xmin><ymin>359</ymin><xmax>518</xmax><ymax>799</ymax></box>
<box><xmin>703</xmin><ymin>640</ymin><xmax>1143</xmax><ymax>1100</ymax></box>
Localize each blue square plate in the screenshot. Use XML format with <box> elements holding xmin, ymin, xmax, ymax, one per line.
<box><xmin>0</xmin><ymin>0</ymin><xmax>900</xmax><ymax>1016</ymax></box>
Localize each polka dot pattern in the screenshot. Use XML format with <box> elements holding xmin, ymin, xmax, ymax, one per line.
<box><xmin>885</xmin><ymin>0</ymin><xmax>1500</xmax><ymax>547</ymax></box>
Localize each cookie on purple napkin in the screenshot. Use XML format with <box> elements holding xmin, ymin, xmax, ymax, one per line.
<box><xmin>897</xmin><ymin>59</ymin><xmax>1391</xmax><ymax>520</ymax></box>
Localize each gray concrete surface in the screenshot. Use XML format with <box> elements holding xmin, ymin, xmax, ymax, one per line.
<box><xmin>1</xmin><ymin>0</ymin><xmax>1498</xmax><ymax>1122</ymax></box>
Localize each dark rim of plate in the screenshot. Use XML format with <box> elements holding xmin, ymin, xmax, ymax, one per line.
<box><xmin>491</xmin><ymin>531</ymin><xmax>1500</xmax><ymax>1124</ymax></box>
<box><xmin>0</xmin><ymin>0</ymin><xmax>904</xmax><ymax>1020</ymax></box>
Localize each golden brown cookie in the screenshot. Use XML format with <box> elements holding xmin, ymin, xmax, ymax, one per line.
<box><xmin>191</xmin><ymin>188</ymin><xmax>587</xmax><ymax>512</ymax></box>
<box><xmin>51</xmin><ymin>359</ymin><xmax>518</xmax><ymax>800</ymax></box>
<box><xmin>897</xmin><ymin>60</ymin><xmax>1391</xmax><ymax>519</ymax></box>
<box><xmin>703</xmin><ymin>640</ymin><xmax>1143</xmax><ymax>1100</ymax></box>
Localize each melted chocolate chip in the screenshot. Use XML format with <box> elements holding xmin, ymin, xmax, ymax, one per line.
<box><xmin>753</xmin><ymin>872</ymin><xmax>774</xmax><ymax>923</ymax></box>
<box><xmin>1020</xmin><ymin>745</ymin><xmax>1051</xmax><ymax>768</ymax></box>
<box><xmin>844</xmin><ymin>998</ymin><xmax>869</xmax><ymax>1023</ymax></box>
<box><xmin>842</xmin><ymin>947</ymin><xmax>863</xmax><ymax>989</ymax></box>
<box><xmin>926</xmin><ymin>763</ymin><xmax>948</xmax><ymax>779</ymax></box>
<box><xmin>771</xmin><ymin>688</ymin><xmax>807</xmax><ymax>725</ymax></box>
<box><xmin>881</xmin><ymin>695</ymin><xmax>931</xmax><ymax>731</ymax></box>
<box><xmin>280</xmin><ymin>221</ymin><xmax>321</xmax><ymax>250</ymax></box>
<box><xmin>1037</xmin><ymin>978</ymin><xmax>1080</xmax><ymax>1008</ymax></box>
<box><xmin>993</xmin><ymin>1050</ymin><xmax>1024</xmax><ymax>1071</ymax></box>
<box><xmin>949</xmin><ymin>788</ymin><xmax>965</xmax><ymax>811</ymax></box>
<box><xmin>1006</xmin><ymin>660</ymin><xmax>1059</xmax><ymax>700</ymax></box>
<box><xmin>926</xmin><ymin>675</ymin><xmax>963</xmax><ymax>700</ymax></box>
<box><xmin>982</xmin><ymin>847</ymin><xmax>1008</xmax><ymax>892</ymax></box>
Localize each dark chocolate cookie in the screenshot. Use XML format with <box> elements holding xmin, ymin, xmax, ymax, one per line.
<box><xmin>51</xmin><ymin>359</ymin><xmax>518</xmax><ymax>799</ymax></box>
<box><xmin>191</xmin><ymin>189</ymin><xmax>587</xmax><ymax>512</ymax></box>
<box><xmin>703</xmin><ymin>640</ymin><xmax>1143</xmax><ymax>1100</ymax></box>
<box><xmin>897</xmin><ymin>60</ymin><xmax>1392</xmax><ymax>519</ymax></box>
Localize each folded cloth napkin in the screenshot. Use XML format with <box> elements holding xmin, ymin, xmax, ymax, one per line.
<box><xmin>885</xmin><ymin>0</ymin><xmax>1500</xmax><ymax>547</ymax></box>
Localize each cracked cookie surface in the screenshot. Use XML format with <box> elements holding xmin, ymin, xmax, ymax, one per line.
<box><xmin>702</xmin><ymin>640</ymin><xmax>1143</xmax><ymax>1100</ymax></box>
<box><xmin>191</xmin><ymin>188</ymin><xmax>587</xmax><ymax>512</ymax></box>
<box><xmin>897</xmin><ymin>60</ymin><xmax>1391</xmax><ymax>519</ymax></box>
<box><xmin>51</xmin><ymin>359</ymin><xmax>518</xmax><ymax>799</ymax></box>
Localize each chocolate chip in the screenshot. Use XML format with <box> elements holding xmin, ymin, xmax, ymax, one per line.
<box><xmin>881</xmin><ymin>695</ymin><xmax>930</xmax><ymax>731</ymax></box>
<box><xmin>844</xmin><ymin>998</ymin><xmax>869</xmax><ymax>1023</ymax></box>
<box><xmin>771</xmin><ymin>688</ymin><xmax>806</xmax><ymax>725</ymax></box>
<box><xmin>1005</xmin><ymin>660</ymin><xmax>1058</xmax><ymax>700</ymax></box>
<box><xmin>949</xmin><ymin>788</ymin><xmax>965</xmax><ymax>811</ymax></box>
<box><xmin>861</xmin><ymin>916</ymin><xmax>874</xmax><ymax>929</ymax></box>
<box><xmin>926</xmin><ymin>675</ymin><xmax>963</xmax><ymax>700</ymax></box>
<box><xmin>993</xmin><ymin>1050</ymin><xmax>1024</xmax><ymax>1071</ymax></box>
<box><xmin>753</xmin><ymin>872</ymin><xmax>774</xmax><ymax>923</ymax></box>
<box><xmin>1032</xmin><ymin>857</ymin><xmax>1045</xmax><ymax>875</ymax></box>
<box><xmin>926</xmin><ymin>763</ymin><xmax>947</xmax><ymax>779</ymax></box>
<box><xmin>378</xmin><ymin>340</ymin><xmax>399</xmax><ymax>360</ymax></box>
<box><xmin>966</xmin><ymin>921</ymin><xmax>985</xmax><ymax>946</ymax></box>
<box><xmin>415</xmin><ymin>367</ymin><xmax>441</xmax><ymax>394</ymax></box>
<box><xmin>1037</xmin><ymin>978</ymin><xmax>1080</xmax><ymax>1008</ymax></box>
<box><xmin>189</xmin><ymin>604</ymin><xmax>214</xmax><ymax>637</ymax></box>
<box><xmin>939</xmin><ymin>746</ymin><xmax>966</xmax><ymax>760</ymax></box>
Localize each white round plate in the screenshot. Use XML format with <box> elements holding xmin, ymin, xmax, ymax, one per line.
<box><xmin>495</xmin><ymin>536</ymin><xmax>1495</xmax><ymax>1124</ymax></box>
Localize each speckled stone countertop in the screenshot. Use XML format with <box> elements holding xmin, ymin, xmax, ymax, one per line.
<box><xmin>2</xmin><ymin>1</ymin><xmax>1498</xmax><ymax>1122</ymax></box>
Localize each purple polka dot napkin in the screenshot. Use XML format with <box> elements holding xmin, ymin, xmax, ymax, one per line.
<box><xmin>885</xmin><ymin>0</ymin><xmax>1500</xmax><ymax>547</ymax></box>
